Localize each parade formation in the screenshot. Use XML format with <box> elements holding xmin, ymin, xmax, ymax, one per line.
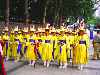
<box><xmin>0</xmin><ymin>18</ymin><xmax>91</xmax><ymax>72</ymax></box>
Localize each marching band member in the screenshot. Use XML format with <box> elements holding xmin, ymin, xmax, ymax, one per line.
<box><xmin>58</xmin><ymin>27</ymin><xmax>70</xmax><ymax>69</ymax></box>
<box><xmin>36</xmin><ymin>28</ymin><xmax>43</xmax><ymax>60</ymax></box>
<box><xmin>54</xmin><ymin>29</ymin><xmax>60</xmax><ymax>61</ymax></box>
<box><xmin>9</xmin><ymin>30</ymin><xmax>15</xmax><ymax>60</ymax></box>
<box><xmin>14</xmin><ymin>26</ymin><xmax>23</xmax><ymax>62</ymax></box>
<box><xmin>25</xmin><ymin>26</ymin><xmax>36</xmax><ymax>66</ymax></box>
<box><xmin>2</xmin><ymin>27</ymin><xmax>10</xmax><ymax>61</ymax></box>
<box><xmin>50</xmin><ymin>28</ymin><xmax>57</xmax><ymax>60</ymax></box>
<box><xmin>42</xmin><ymin>25</ymin><xmax>52</xmax><ymax>67</ymax></box>
<box><xmin>65</xmin><ymin>29</ymin><xmax>71</xmax><ymax>63</ymax></box>
<box><xmin>13</xmin><ymin>26</ymin><xmax>19</xmax><ymax>62</ymax></box>
<box><xmin>72</xmin><ymin>28</ymin><xmax>90</xmax><ymax>70</ymax></box>
<box><xmin>34</xmin><ymin>31</ymin><xmax>41</xmax><ymax>60</ymax></box>
<box><xmin>22</xmin><ymin>27</ymin><xmax>30</xmax><ymax>58</ymax></box>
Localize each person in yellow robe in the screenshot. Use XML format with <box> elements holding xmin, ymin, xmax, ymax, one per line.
<box><xmin>9</xmin><ymin>31</ymin><xmax>16</xmax><ymax>60</ymax></box>
<box><xmin>2</xmin><ymin>31</ymin><xmax>10</xmax><ymax>61</ymax></box>
<box><xmin>34</xmin><ymin>32</ymin><xmax>41</xmax><ymax>60</ymax></box>
<box><xmin>54</xmin><ymin>30</ymin><xmax>60</xmax><ymax>61</ymax></box>
<box><xmin>25</xmin><ymin>29</ymin><xmax>37</xmax><ymax>66</ymax></box>
<box><xmin>35</xmin><ymin>30</ymin><xmax>44</xmax><ymax>60</ymax></box>
<box><xmin>57</xmin><ymin>30</ymin><xmax>70</xmax><ymax>68</ymax></box>
<box><xmin>72</xmin><ymin>29</ymin><xmax>90</xmax><ymax>70</ymax></box>
<box><xmin>15</xmin><ymin>31</ymin><xmax>23</xmax><ymax>61</ymax></box>
<box><xmin>65</xmin><ymin>31</ymin><xmax>71</xmax><ymax>64</ymax></box>
<box><xmin>22</xmin><ymin>31</ymin><xmax>30</xmax><ymax>58</ymax></box>
<box><xmin>42</xmin><ymin>28</ymin><xmax>52</xmax><ymax>67</ymax></box>
<box><xmin>50</xmin><ymin>30</ymin><xmax>57</xmax><ymax>60</ymax></box>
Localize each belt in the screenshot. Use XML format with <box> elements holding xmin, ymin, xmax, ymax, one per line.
<box><xmin>38</xmin><ymin>39</ymin><xmax>42</xmax><ymax>42</ymax></box>
<box><xmin>79</xmin><ymin>40</ymin><xmax>86</xmax><ymax>44</ymax></box>
<box><xmin>24</xmin><ymin>38</ymin><xmax>27</xmax><ymax>41</ymax></box>
<box><xmin>4</xmin><ymin>40</ymin><xmax>8</xmax><ymax>41</ymax></box>
<box><xmin>14</xmin><ymin>39</ymin><xmax>19</xmax><ymax>41</ymax></box>
<box><xmin>29</xmin><ymin>39</ymin><xmax>35</xmax><ymax>43</ymax></box>
<box><xmin>59</xmin><ymin>40</ymin><xmax>66</xmax><ymax>44</ymax></box>
<box><xmin>45</xmin><ymin>40</ymin><xmax>50</xmax><ymax>43</ymax></box>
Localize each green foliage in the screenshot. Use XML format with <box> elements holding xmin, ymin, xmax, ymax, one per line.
<box><xmin>96</xmin><ymin>18</ymin><xmax>100</xmax><ymax>24</ymax></box>
<box><xmin>0</xmin><ymin>0</ymin><xmax>95</xmax><ymax>23</ymax></box>
<box><xmin>87</xmin><ymin>17</ymin><xmax>100</xmax><ymax>25</ymax></box>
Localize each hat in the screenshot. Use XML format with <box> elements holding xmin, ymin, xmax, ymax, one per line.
<box><xmin>45</xmin><ymin>25</ymin><xmax>49</xmax><ymax>32</ymax></box>
<box><xmin>41</xmin><ymin>28</ymin><xmax>45</xmax><ymax>33</ymax></box>
<box><xmin>23</xmin><ymin>27</ymin><xmax>29</xmax><ymax>32</ymax></box>
<box><xmin>45</xmin><ymin>23</ymin><xmax>50</xmax><ymax>29</ymax></box>
<box><xmin>38</xmin><ymin>28</ymin><xmax>42</xmax><ymax>32</ymax></box>
<box><xmin>18</xmin><ymin>31</ymin><xmax>22</xmax><ymax>34</ymax></box>
<box><xmin>50</xmin><ymin>27</ymin><xmax>56</xmax><ymax>33</ymax></box>
<box><xmin>72</xmin><ymin>31</ymin><xmax>77</xmax><ymax>35</ymax></box>
<box><xmin>35</xmin><ymin>31</ymin><xmax>39</xmax><ymax>34</ymax></box>
<box><xmin>14</xmin><ymin>26</ymin><xmax>18</xmax><ymax>32</ymax></box>
<box><xmin>30</xmin><ymin>25</ymin><xmax>36</xmax><ymax>32</ymax></box>
<box><xmin>56</xmin><ymin>29</ymin><xmax>60</xmax><ymax>33</ymax></box>
<box><xmin>4</xmin><ymin>27</ymin><xmax>9</xmax><ymax>31</ymax></box>
<box><xmin>11</xmin><ymin>30</ymin><xmax>14</xmax><ymax>34</ymax></box>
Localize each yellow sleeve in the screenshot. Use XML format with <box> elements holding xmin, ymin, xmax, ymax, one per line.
<box><xmin>66</xmin><ymin>36</ymin><xmax>70</xmax><ymax>49</ymax></box>
<box><xmin>85</xmin><ymin>34</ymin><xmax>90</xmax><ymax>48</ymax></box>
<box><xmin>10</xmin><ymin>35</ymin><xmax>15</xmax><ymax>42</ymax></box>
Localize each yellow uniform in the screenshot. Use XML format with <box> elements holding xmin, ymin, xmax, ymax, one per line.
<box><xmin>58</xmin><ymin>35</ymin><xmax>69</xmax><ymax>63</ymax></box>
<box><xmin>25</xmin><ymin>34</ymin><xmax>36</xmax><ymax>61</ymax></box>
<box><xmin>2</xmin><ymin>34</ymin><xmax>10</xmax><ymax>59</ymax></box>
<box><xmin>42</xmin><ymin>35</ymin><xmax>52</xmax><ymax>61</ymax></box>
<box><xmin>72</xmin><ymin>34</ymin><xmax>90</xmax><ymax>64</ymax></box>
<box><xmin>22</xmin><ymin>34</ymin><xmax>30</xmax><ymax>55</ymax></box>
<box><xmin>54</xmin><ymin>35</ymin><xmax>60</xmax><ymax>60</ymax></box>
<box><xmin>36</xmin><ymin>36</ymin><xmax>44</xmax><ymax>59</ymax></box>
<box><xmin>51</xmin><ymin>35</ymin><xmax>57</xmax><ymax>60</ymax></box>
<box><xmin>9</xmin><ymin>33</ymin><xmax>16</xmax><ymax>59</ymax></box>
<box><xmin>16</xmin><ymin>33</ymin><xmax>23</xmax><ymax>60</ymax></box>
<box><xmin>65</xmin><ymin>35</ymin><xmax>70</xmax><ymax>62</ymax></box>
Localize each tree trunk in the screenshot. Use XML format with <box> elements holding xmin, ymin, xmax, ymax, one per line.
<box><xmin>6</xmin><ymin>0</ymin><xmax>9</xmax><ymax>27</ymax></box>
<box><xmin>43</xmin><ymin>0</ymin><xmax>49</xmax><ymax>27</ymax></box>
<box><xmin>56</xmin><ymin>0</ymin><xmax>63</xmax><ymax>27</ymax></box>
<box><xmin>25</xmin><ymin>0</ymin><xmax>29</xmax><ymax>25</ymax></box>
<box><xmin>43</xmin><ymin>6</ymin><xmax>47</xmax><ymax>27</ymax></box>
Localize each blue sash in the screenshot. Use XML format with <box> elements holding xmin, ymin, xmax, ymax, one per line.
<box><xmin>59</xmin><ymin>40</ymin><xmax>66</xmax><ymax>44</ymax></box>
<box><xmin>24</xmin><ymin>46</ymin><xmax>27</xmax><ymax>53</ymax></box>
<box><xmin>29</xmin><ymin>39</ymin><xmax>35</xmax><ymax>43</ymax></box>
<box><xmin>17</xmin><ymin>43</ymin><xmax>22</xmax><ymax>53</ymax></box>
<box><xmin>60</xmin><ymin>46</ymin><xmax>62</xmax><ymax>54</ymax></box>
<box><xmin>35</xmin><ymin>48</ymin><xmax>41</xmax><ymax>59</ymax></box>
<box><xmin>24</xmin><ymin>38</ymin><xmax>27</xmax><ymax>42</ymax></box>
<box><xmin>90</xmin><ymin>31</ymin><xmax>93</xmax><ymax>40</ymax></box>
<box><xmin>6</xmin><ymin>41</ymin><xmax>8</xmax><ymax>50</ymax></box>
<box><xmin>79</xmin><ymin>40</ymin><xmax>86</xmax><ymax>44</ymax></box>
<box><xmin>15</xmin><ymin>39</ymin><xmax>19</xmax><ymax>41</ymax></box>
<box><xmin>45</xmin><ymin>40</ymin><xmax>50</xmax><ymax>43</ymax></box>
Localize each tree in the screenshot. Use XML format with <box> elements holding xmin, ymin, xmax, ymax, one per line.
<box><xmin>0</xmin><ymin>0</ymin><xmax>94</xmax><ymax>25</ymax></box>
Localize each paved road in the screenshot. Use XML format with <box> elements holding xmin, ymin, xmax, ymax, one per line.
<box><xmin>4</xmin><ymin>40</ymin><xmax>100</xmax><ymax>75</ymax></box>
<box><xmin>5</xmin><ymin>60</ymin><xmax>100</xmax><ymax>75</ymax></box>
